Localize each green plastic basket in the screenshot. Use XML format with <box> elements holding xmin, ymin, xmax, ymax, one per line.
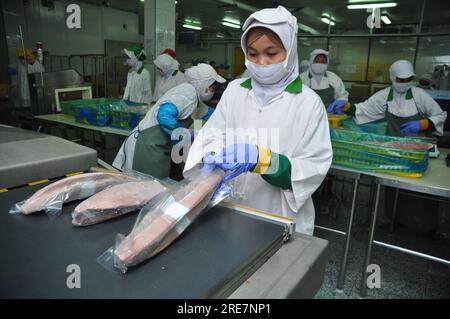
<box><xmin>331</xmin><ymin>128</ymin><xmax>430</xmax><ymax>176</ymax></box>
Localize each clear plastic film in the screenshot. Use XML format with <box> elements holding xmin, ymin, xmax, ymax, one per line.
<box><xmin>8</xmin><ymin>171</ymin><xmax>140</xmax><ymax>217</ymax></box>
<box><xmin>71</xmin><ymin>172</ymin><xmax>166</xmax><ymax>227</ymax></box>
<box><xmin>97</xmin><ymin>168</ymin><xmax>230</xmax><ymax>274</ymax></box>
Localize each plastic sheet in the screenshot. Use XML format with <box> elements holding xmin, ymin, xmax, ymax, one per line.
<box><xmin>97</xmin><ymin>168</ymin><xmax>230</xmax><ymax>274</ymax></box>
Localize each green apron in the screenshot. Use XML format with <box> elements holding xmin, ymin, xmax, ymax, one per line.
<box><xmin>309</xmin><ymin>72</ymin><xmax>335</xmax><ymax>108</ymax></box>
<box><xmin>385</xmin><ymin>88</ymin><xmax>427</xmax><ymax>137</ymax></box>
<box><xmin>132</xmin><ymin>117</ymin><xmax>193</xmax><ymax>179</ymax></box>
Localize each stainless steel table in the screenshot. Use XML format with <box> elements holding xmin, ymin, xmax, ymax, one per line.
<box><xmin>359</xmin><ymin>148</ymin><xmax>450</xmax><ymax>297</ymax></box>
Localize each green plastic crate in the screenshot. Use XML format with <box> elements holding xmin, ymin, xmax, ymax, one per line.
<box><xmin>330</xmin><ymin>128</ymin><xmax>430</xmax><ymax>176</ymax></box>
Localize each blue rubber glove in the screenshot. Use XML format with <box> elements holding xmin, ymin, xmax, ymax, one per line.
<box><xmin>400</xmin><ymin>120</ymin><xmax>421</xmax><ymax>135</ymax></box>
<box><xmin>327</xmin><ymin>100</ymin><xmax>347</xmax><ymax>115</ymax></box>
<box><xmin>157</xmin><ymin>102</ymin><xmax>180</xmax><ymax>137</ymax></box>
<box><xmin>203</xmin><ymin>106</ymin><xmax>215</xmax><ymax>121</ymax></box>
<box><xmin>203</xmin><ymin>144</ymin><xmax>259</xmax><ymax>181</ymax></box>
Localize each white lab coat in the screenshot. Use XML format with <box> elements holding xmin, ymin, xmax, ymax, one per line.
<box><xmin>28</xmin><ymin>60</ymin><xmax>45</xmax><ymax>74</ymax></box>
<box><xmin>16</xmin><ymin>60</ymin><xmax>45</xmax><ymax>107</ymax></box>
<box><xmin>184</xmin><ymin>79</ymin><xmax>333</xmax><ymax>235</ymax></box>
<box><xmin>354</xmin><ymin>86</ymin><xmax>447</xmax><ymax>136</ymax></box>
<box><xmin>300</xmin><ymin>70</ymin><xmax>349</xmax><ymax>101</ymax></box>
<box><xmin>123</xmin><ymin>68</ymin><xmax>152</xmax><ymax>104</ymax></box>
<box><xmin>153</xmin><ymin>71</ymin><xmax>187</xmax><ymax>102</ymax></box>
<box><xmin>113</xmin><ymin>82</ymin><xmax>198</xmax><ymax>170</ymax></box>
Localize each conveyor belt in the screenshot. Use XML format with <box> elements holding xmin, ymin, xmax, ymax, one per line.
<box><xmin>0</xmin><ymin>182</ymin><xmax>285</xmax><ymax>298</ymax></box>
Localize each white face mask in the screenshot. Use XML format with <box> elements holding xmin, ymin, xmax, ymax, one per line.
<box><xmin>199</xmin><ymin>88</ymin><xmax>214</xmax><ymax>102</ymax></box>
<box><xmin>311</xmin><ymin>63</ymin><xmax>327</xmax><ymax>75</ymax></box>
<box><xmin>393</xmin><ymin>81</ymin><xmax>413</xmax><ymax>94</ymax></box>
<box><xmin>246</xmin><ymin>60</ymin><xmax>289</xmax><ymax>85</ymax></box>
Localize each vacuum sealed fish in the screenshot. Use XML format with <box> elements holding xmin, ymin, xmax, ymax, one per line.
<box><xmin>98</xmin><ymin>168</ymin><xmax>229</xmax><ymax>273</ymax></box>
<box><xmin>9</xmin><ymin>172</ymin><xmax>138</xmax><ymax>216</ymax></box>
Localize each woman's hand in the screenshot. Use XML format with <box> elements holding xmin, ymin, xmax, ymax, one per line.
<box><xmin>202</xmin><ymin>144</ymin><xmax>259</xmax><ymax>181</ymax></box>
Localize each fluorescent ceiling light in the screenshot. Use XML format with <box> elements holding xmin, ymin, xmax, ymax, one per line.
<box><xmin>321</xmin><ymin>15</ymin><xmax>336</xmax><ymax>26</ymax></box>
<box><xmin>222</xmin><ymin>21</ymin><xmax>241</xmax><ymax>29</ymax></box>
<box><xmin>223</xmin><ymin>17</ymin><xmax>240</xmax><ymax>25</ymax></box>
<box><xmin>182</xmin><ymin>24</ymin><xmax>202</xmax><ymax>30</ymax></box>
<box><xmin>381</xmin><ymin>15</ymin><xmax>391</xmax><ymax>24</ymax></box>
<box><xmin>298</xmin><ymin>23</ymin><xmax>320</xmax><ymax>35</ymax></box>
<box><xmin>347</xmin><ymin>2</ymin><xmax>397</xmax><ymax>9</ymax></box>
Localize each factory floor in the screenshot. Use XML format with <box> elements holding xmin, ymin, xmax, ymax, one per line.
<box><xmin>313</xmin><ymin>178</ymin><xmax>450</xmax><ymax>299</ymax></box>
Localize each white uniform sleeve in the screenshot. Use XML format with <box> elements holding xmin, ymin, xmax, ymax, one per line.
<box><xmin>284</xmin><ymin>95</ymin><xmax>332</xmax><ymax>212</ymax></box>
<box><xmin>183</xmin><ymin>88</ymin><xmax>229</xmax><ymax>173</ymax></box>
<box><xmin>141</xmin><ymin>71</ymin><xmax>152</xmax><ymax>105</ymax></box>
<box><xmin>354</xmin><ymin>89</ymin><xmax>389</xmax><ymax>125</ymax></box>
<box><xmin>123</xmin><ymin>72</ymin><xmax>131</xmax><ymax>100</ymax></box>
<box><xmin>416</xmin><ymin>88</ymin><xmax>447</xmax><ymax>136</ymax></box>
<box><xmin>330</xmin><ymin>73</ymin><xmax>349</xmax><ymax>101</ymax></box>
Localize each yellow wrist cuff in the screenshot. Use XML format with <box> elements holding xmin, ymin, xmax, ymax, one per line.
<box><xmin>253</xmin><ymin>147</ymin><xmax>272</xmax><ymax>174</ymax></box>
<box><xmin>342</xmin><ymin>102</ymin><xmax>351</xmax><ymax>112</ymax></box>
<box><xmin>419</xmin><ymin>119</ymin><xmax>429</xmax><ymax>131</ymax></box>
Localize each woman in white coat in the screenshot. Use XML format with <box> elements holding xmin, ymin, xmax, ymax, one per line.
<box><xmin>123</xmin><ymin>46</ymin><xmax>152</xmax><ymax>105</ymax></box>
<box><xmin>328</xmin><ymin>60</ymin><xmax>447</xmax><ymax>137</ymax></box>
<box><xmin>153</xmin><ymin>53</ymin><xmax>187</xmax><ymax>102</ymax></box>
<box><xmin>300</xmin><ymin>49</ymin><xmax>349</xmax><ymax>110</ymax></box>
<box><xmin>183</xmin><ymin>6</ymin><xmax>332</xmax><ymax>235</ymax></box>
<box><xmin>113</xmin><ymin>63</ymin><xmax>225</xmax><ymax>179</ymax></box>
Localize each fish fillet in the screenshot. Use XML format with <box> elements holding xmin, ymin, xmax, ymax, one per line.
<box><xmin>115</xmin><ymin>169</ymin><xmax>225</xmax><ymax>268</ymax></box>
<box><xmin>16</xmin><ymin>172</ymin><xmax>137</xmax><ymax>215</ymax></box>
<box><xmin>361</xmin><ymin>141</ymin><xmax>433</xmax><ymax>151</ymax></box>
<box><xmin>72</xmin><ymin>180</ymin><xmax>166</xmax><ymax>226</ymax></box>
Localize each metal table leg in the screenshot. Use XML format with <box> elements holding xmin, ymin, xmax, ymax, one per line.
<box><xmin>336</xmin><ymin>179</ymin><xmax>359</xmax><ymax>292</ymax></box>
<box><xmin>360</xmin><ymin>183</ymin><xmax>382</xmax><ymax>298</ymax></box>
<box><xmin>389</xmin><ymin>188</ymin><xmax>400</xmax><ymax>233</ymax></box>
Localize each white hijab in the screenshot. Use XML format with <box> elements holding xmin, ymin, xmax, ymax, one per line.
<box><xmin>240</xmin><ymin>6</ymin><xmax>299</xmax><ymax>105</ymax></box>
<box><xmin>308</xmin><ymin>49</ymin><xmax>329</xmax><ymax>83</ymax></box>
<box><xmin>154</xmin><ymin>54</ymin><xmax>180</xmax><ymax>77</ymax></box>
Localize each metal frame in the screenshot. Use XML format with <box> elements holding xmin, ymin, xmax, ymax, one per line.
<box><xmin>315</xmin><ymin>166</ymin><xmax>362</xmax><ymax>292</ymax></box>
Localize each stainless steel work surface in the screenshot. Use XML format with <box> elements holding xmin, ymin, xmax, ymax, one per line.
<box><xmin>0</xmin><ymin>126</ymin><xmax>97</xmax><ymax>188</ymax></box>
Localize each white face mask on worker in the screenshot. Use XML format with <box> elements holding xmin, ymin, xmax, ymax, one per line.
<box><xmin>246</xmin><ymin>60</ymin><xmax>288</xmax><ymax>85</ymax></box>
<box><xmin>200</xmin><ymin>89</ymin><xmax>214</xmax><ymax>102</ymax></box>
<box><xmin>393</xmin><ymin>81</ymin><xmax>413</xmax><ymax>94</ymax></box>
<box><xmin>311</xmin><ymin>63</ymin><xmax>327</xmax><ymax>75</ymax></box>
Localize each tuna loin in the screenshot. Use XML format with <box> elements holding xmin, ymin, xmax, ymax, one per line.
<box><xmin>114</xmin><ymin>169</ymin><xmax>225</xmax><ymax>268</ymax></box>
<box><xmin>16</xmin><ymin>172</ymin><xmax>137</xmax><ymax>215</ymax></box>
<box><xmin>72</xmin><ymin>180</ymin><xmax>166</xmax><ymax>226</ymax></box>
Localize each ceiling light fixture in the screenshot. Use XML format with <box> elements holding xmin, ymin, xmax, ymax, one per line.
<box><xmin>347</xmin><ymin>2</ymin><xmax>397</xmax><ymax>9</ymax></box>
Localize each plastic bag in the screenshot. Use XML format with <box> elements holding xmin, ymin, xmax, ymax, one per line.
<box><xmin>72</xmin><ymin>176</ymin><xmax>167</xmax><ymax>227</ymax></box>
<box><xmin>97</xmin><ymin>168</ymin><xmax>229</xmax><ymax>274</ymax></box>
<box><xmin>9</xmin><ymin>172</ymin><xmax>139</xmax><ymax>217</ymax></box>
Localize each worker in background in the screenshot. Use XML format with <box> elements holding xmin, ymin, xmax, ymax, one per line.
<box><xmin>184</xmin><ymin>6</ymin><xmax>332</xmax><ymax>235</ymax></box>
<box><xmin>15</xmin><ymin>47</ymin><xmax>45</xmax><ymax>107</ymax></box>
<box><xmin>123</xmin><ymin>46</ymin><xmax>152</xmax><ymax>105</ymax></box>
<box><xmin>299</xmin><ymin>59</ymin><xmax>309</xmax><ymax>74</ymax></box>
<box><xmin>417</xmin><ymin>73</ymin><xmax>435</xmax><ymax>90</ymax></box>
<box><xmin>300</xmin><ymin>49</ymin><xmax>349</xmax><ymax>111</ymax></box>
<box><xmin>328</xmin><ymin>60</ymin><xmax>447</xmax><ymax>137</ymax></box>
<box><xmin>153</xmin><ymin>52</ymin><xmax>186</xmax><ymax>102</ymax></box>
<box><xmin>113</xmin><ymin>63</ymin><xmax>225</xmax><ymax>179</ymax></box>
